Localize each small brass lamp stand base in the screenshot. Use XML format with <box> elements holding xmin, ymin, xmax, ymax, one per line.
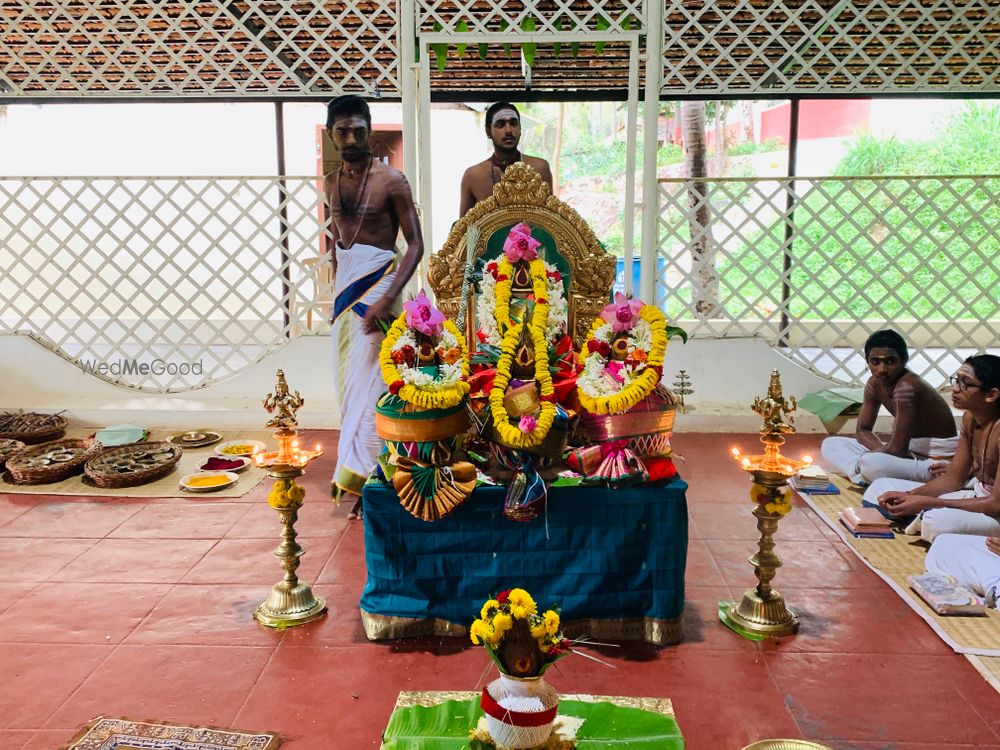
<box><xmin>721</xmin><ymin>504</ymin><xmax>799</xmax><ymax>638</ymax></box>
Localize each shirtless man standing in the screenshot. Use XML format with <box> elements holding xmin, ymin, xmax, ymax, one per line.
<box><xmin>821</xmin><ymin>329</ymin><xmax>957</xmax><ymax>484</ymax></box>
<box><xmin>325</xmin><ymin>95</ymin><xmax>424</xmax><ymax>519</ymax></box>
<box><xmin>458</xmin><ymin>102</ymin><xmax>554</xmax><ymax>218</ymax></box>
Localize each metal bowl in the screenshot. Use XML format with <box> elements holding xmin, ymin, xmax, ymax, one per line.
<box><xmin>742</xmin><ymin>741</ymin><xmax>834</xmax><ymax>750</ymax></box>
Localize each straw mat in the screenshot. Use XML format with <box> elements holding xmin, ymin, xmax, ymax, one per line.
<box><xmin>0</xmin><ymin>429</ymin><xmax>271</xmax><ymax>498</ymax></box>
<box><xmin>60</xmin><ymin>715</ymin><xmax>281</xmax><ymax>749</ymax></box>
<box><xmin>797</xmin><ymin>473</ymin><xmax>1000</xmax><ymax>661</ymax></box>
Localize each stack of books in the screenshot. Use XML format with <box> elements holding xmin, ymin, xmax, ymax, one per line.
<box><xmin>838</xmin><ymin>506</ymin><xmax>894</xmax><ymax>538</ymax></box>
<box><xmin>907</xmin><ymin>572</ymin><xmax>987</xmax><ymax>616</ymax></box>
<box><xmin>790</xmin><ymin>465</ymin><xmax>838</xmax><ymax>494</ymax></box>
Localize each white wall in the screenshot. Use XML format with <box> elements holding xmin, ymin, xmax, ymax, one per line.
<box><xmin>0</xmin><ymin>331</ymin><xmax>861</xmax><ymax>433</ymax></box>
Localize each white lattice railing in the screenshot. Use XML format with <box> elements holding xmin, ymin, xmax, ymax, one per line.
<box><xmin>661</xmin><ymin>0</ymin><xmax>1000</xmax><ymax>95</ymax></box>
<box><xmin>4</xmin><ymin>173</ymin><xmax>998</xmax><ymax>393</ymax></box>
<box><xmin>657</xmin><ymin>175</ymin><xmax>1000</xmax><ymax>387</ymax></box>
<box><xmin>0</xmin><ymin>176</ymin><xmax>333</xmax><ymax>392</ymax></box>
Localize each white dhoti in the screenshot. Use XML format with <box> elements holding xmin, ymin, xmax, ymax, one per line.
<box><xmin>821</xmin><ymin>435</ymin><xmax>959</xmax><ymax>484</ymax></box>
<box><xmin>331</xmin><ymin>242</ymin><xmax>397</xmax><ymax>498</ymax></box>
<box><xmin>926</xmin><ymin>533</ymin><xmax>1000</xmax><ymax>604</ymax></box>
<box><xmin>862</xmin><ymin>477</ymin><xmax>996</xmax><ymax>542</ymax></box>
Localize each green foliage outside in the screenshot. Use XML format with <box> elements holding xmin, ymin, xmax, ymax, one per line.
<box><xmin>707</xmin><ymin>102</ymin><xmax>1000</xmax><ymax>321</ymax></box>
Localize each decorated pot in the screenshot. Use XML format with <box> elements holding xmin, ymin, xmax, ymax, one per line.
<box><xmin>480</xmin><ymin>672</ymin><xmax>559</xmax><ymax>749</ymax></box>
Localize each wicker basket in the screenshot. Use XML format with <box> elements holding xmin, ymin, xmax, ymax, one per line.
<box><xmin>84</xmin><ymin>442</ymin><xmax>184</xmax><ymax>489</ymax></box>
<box><xmin>0</xmin><ymin>412</ymin><xmax>68</xmax><ymax>444</ymax></box>
<box><xmin>5</xmin><ymin>438</ymin><xmax>102</xmax><ymax>485</ymax></box>
<box><xmin>0</xmin><ymin>439</ymin><xmax>25</xmax><ymax>469</ymax></box>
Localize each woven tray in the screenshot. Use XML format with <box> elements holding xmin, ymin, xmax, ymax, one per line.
<box><xmin>0</xmin><ymin>411</ymin><xmax>68</xmax><ymax>444</ymax></box>
<box><xmin>0</xmin><ymin>438</ymin><xmax>25</xmax><ymax>468</ymax></box>
<box><xmin>5</xmin><ymin>437</ymin><xmax>101</xmax><ymax>485</ymax></box>
<box><xmin>84</xmin><ymin>442</ymin><xmax>183</xmax><ymax>488</ymax></box>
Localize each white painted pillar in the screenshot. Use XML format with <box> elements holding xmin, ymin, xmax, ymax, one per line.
<box><xmin>640</xmin><ymin>0</ymin><xmax>664</xmax><ymax>304</ymax></box>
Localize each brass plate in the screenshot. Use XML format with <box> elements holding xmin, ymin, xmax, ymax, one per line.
<box><xmin>167</xmin><ymin>430</ymin><xmax>223</xmax><ymax>448</ymax></box>
<box><xmin>742</xmin><ymin>741</ymin><xmax>834</xmax><ymax>750</ymax></box>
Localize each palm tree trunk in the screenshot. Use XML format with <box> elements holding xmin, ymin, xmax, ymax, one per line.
<box><xmin>681</xmin><ymin>101</ymin><xmax>720</xmax><ymax>317</ymax></box>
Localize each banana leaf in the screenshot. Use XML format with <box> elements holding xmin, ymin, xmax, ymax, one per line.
<box><xmin>381</xmin><ymin>697</ymin><xmax>685</xmax><ymax>749</ymax></box>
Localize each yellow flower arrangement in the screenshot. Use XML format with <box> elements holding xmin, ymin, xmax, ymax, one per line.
<box><xmin>470</xmin><ymin>588</ymin><xmax>570</xmax><ymax>676</ymax></box>
<box><xmin>267</xmin><ymin>478</ymin><xmax>305</xmax><ymax>510</ymax></box>
<box><xmin>750</xmin><ymin>482</ymin><xmax>792</xmax><ymax>516</ymax></box>
<box><xmin>577</xmin><ymin>305</ymin><xmax>670</xmax><ymax>415</ymax></box>
<box><xmin>493</xmin><ymin>257</ymin><xmax>548</xmax><ymax>334</ymax></box>
<box><xmin>379</xmin><ymin>314</ymin><xmax>470</xmax><ymax>410</ymax></box>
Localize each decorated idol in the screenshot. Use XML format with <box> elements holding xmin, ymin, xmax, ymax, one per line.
<box><xmin>376</xmin><ymin>291</ymin><xmax>475</xmax><ymax>521</ymax></box>
<box><xmin>572</xmin><ymin>293</ymin><xmax>686</xmax><ymax>486</ymax></box>
<box><xmin>471</xmin><ymin>223</ymin><xmax>576</xmax><ymax>520</ymax></box>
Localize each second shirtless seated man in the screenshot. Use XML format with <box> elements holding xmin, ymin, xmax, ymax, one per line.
<box><xmin>821</xmin><ymin>329</ymin><xmax>957</xmax><ymax>484</ymax></box>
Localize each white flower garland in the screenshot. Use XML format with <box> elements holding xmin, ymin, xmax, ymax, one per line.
<box><xmin>476</xmin><ymin>260</ymin><xmax>567</xmax><ymax>348</ymax></box>
<box><xmin>577</xmin><ymin>318</ymin><xmax>655</xmax><ymax>399</ymax></box>
<box><xmin>391</xmin><ymin>328</ymin><xmax>464</xmax><ymax>393</ymax></box>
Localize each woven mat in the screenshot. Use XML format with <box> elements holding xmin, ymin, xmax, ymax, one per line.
<box><xmin>798</xmin><ymin>473</ymin><xmax>1000</xmax><ymax>658</ymax></box>
<box><xmin>0</xmin><ymin>429</ymin><xmax>271</xmax><ymax>498</ymax></box>
<box><xmin>60</xmin><ymin>715</ymin><xmax>281</xmax><ymax>749</ymax></box>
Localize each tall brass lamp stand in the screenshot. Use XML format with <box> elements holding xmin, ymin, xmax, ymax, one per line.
<box><xmin>722</xmin><ymin>370</ymin><xmax>814</xmax><ymax>639</ymax></box>
<box><xmin>253</xmin><ymin>369</ymin><xmax>327</xmax><ymax>629</ymax></box>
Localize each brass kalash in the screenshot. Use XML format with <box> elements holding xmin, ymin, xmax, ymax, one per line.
<box><xmin>721</xmin><ymin>370</ymin><xmax>814</xmax><ymax>639</ymax></box>
<box><xmin>252</xmin><ymin>369</ymin><xmax>326</xmax><ymax>628</ymax></box>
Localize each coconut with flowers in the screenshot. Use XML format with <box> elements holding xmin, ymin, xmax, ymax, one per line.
<box><xmin>470</xmin><ymin>588</ymin><xmax>569</xmax><ymax>748</ymax></box>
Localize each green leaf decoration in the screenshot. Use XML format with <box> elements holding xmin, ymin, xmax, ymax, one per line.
<box><xmin>430</xmin><ymin>21</ymin><xmax>448</xmax><ymax>72</ymax></box>
<box><xmin>571</xmin><ymin>41</ymin><xmax>580</xmax><ymax>58</ymax></box>
<box><xmin>478</xmin><ymin>42</ymin><xmax>488</xmax><ymax>60</ymax></box>
<box><xmin>380</xmin><ymin>697</ymin><xmax>686</xmax><ymax>749</ymax></box>
<box><xmin>553</xmin><ymin>16</ymin><xmax>567</xmax><ymax>55</ymax></box>
<box><xmin>666</xmin><ymin>324</ymin><xmax>689</xmax><ymax>344</ymax></box>
<box><xmin>521</xmin><ymin>17</ymin><xmax>536</xmax><ymax>67</ymax></box>
<box><xmin>455</xmin><ymin>19</ymin><xmax>469</xmax><ymax>58</ymax></box>
<box><xmin>624</xmin><ymin>14</ymin><xmax>634</xmax><ymax>31</ymax></box>
<box><xmin>499</xmin><ymin>19</ymin><xmax>511</xmax><ymax>57</ymax></box>
<box><xmin>595</xmin><ymin>15</ymin><xmax>611</xmax><ymax>55</ymax></box>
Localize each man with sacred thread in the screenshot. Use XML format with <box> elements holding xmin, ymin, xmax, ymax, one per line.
<box><xmin>324</xmin><ymin>95</ymin><xmax>424</xmax><ymax>520</ymax></box>
<box><xmin>458</xmin><ymin>101</ymin><xmax>554</xmax><ymax>218</ymax></box>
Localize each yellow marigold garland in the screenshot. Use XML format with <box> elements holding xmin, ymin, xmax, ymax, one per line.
<box><xmin>577</xmin><ymin>305</ymin><xmax>669</xmax><ymax>416</ymax></box>
<box><xmin>493</xmin><ymin>257</ymin><xmax>548</xmax><ymax>334</ymax></box>
<box><xmin>489</xmin><ymin>321</ymin><xmax>556</xmax><ymax>449</ymax></box>
<box><xmin>378</xmin><ymin>315</ymin><xmax>470</xmax><ymax>409</ymax></box>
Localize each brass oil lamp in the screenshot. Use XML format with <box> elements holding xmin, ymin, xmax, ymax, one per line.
<box><xmin>721</xmin><ymin>370</ymin><xmax>813</xmax><ymax>639</ymax></box>
<box><xmin>252</xmin><ymin>369</ymin><xmax>326</xmax><ymax>629</ymax></box>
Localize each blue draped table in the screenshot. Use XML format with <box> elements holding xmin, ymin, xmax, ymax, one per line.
<box><xmin>360</xmin><ymin>478</ymin><xmax>688</xmax><ymax>645</ymax></box>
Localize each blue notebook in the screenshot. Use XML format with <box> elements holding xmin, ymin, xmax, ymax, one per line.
<box><xmin>862</xmin><ymin>498</ymin><xmax>915</xmax><ymax>521</ymax></box>
<box><xmin>796</xmin><ymin>481</ymin><xmax>840</xmax><ymax>495</ymax></box>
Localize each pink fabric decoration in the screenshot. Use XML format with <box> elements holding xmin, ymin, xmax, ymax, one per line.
<box><xmin>403</xmin><ymin>290</ymin><xmax>445</xmax><ymax>337</ymax></box>
<box><xmin>503</xmin><ymin>222</ymin><xmax>541</xmax><ymax>263</ymax></box>
<box><xmin>518</xmin><ymin>415</ymin><xmax>538</xmax><ymax>433</ymax></box>
<box><xmin>600</xmin><ymin>292</ymin><xmax>645</xmax><ymax>333</ymax></box>
<box><xmin>604</xmin><ymin>360</ymin><xmax>625</xmax><ymax>384</ymax></box>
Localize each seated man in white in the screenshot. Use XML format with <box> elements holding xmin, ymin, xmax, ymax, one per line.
<box><xmin>870</xmin><ymin>354</ymin><xmax>1000</xmax><ymax>542</ymax></box>
<box><xmin>925</xmin><ymin>534</ymin><xmax>1000</xmax><ymax>607</ymax></box>
<box><xmin>822</xmin><ymin>329</ymin><xmax>957</xmax><ymax>484</ymax></box>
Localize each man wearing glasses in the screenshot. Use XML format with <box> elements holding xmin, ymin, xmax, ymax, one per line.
<box><xmin>821</xmin><ymin>329</ymin><xmax>958</xmax><ymax>484</ymax></box>
<box><xmin>870</xmin><ymin>354</ymin><xmax>1000</xmax><ymax>542</ymax></box>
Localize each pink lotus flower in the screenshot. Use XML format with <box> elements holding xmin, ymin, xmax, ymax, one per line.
<box><xmin>403</xmin><ymin>290</ymin><xmax>445</xmax><ymax>337</ymax></box>
<box><xmin>518</xmin><ymin>415</ymin><xmax>538</xmax><ymax>433</ymax></box>
<box><xmin>503</xmin><ymin>222</ymin><xmax>541</xmax><ymax>263</ymax></box>
<box><xmin>600</xmin><ymin>292</ymin><xmax>644</xmax><ymax>333</ymax></box>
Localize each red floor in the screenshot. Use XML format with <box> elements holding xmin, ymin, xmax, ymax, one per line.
<box><xmin>2</xmin><ymin>431</ymin><xmax>999</xmax><ymax>750</ymax></box>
